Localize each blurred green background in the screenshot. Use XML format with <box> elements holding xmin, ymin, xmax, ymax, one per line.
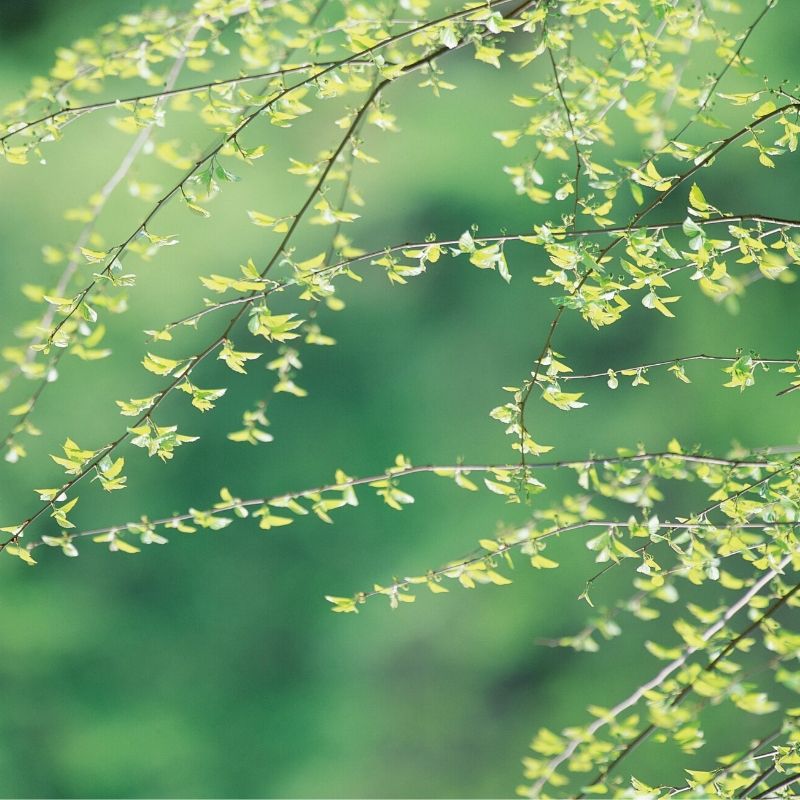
<box><xmin>0</xmin><ymin>2</ymin><xmax>798</xmax><ymax>796</ymax></box>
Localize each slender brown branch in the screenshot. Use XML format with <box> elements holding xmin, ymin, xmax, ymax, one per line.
<box><xmin>40</xmin><ymin>0</ymin><xmax>526</xmax><ymax>346</ymax></box>
<box><xmin>0</xmin><ymin>19</ymin><xmax>205</xmax><ymax>455</ymax></box>
<box><xmin>0</xmin><ymin>62</ymin><xmax>378</xmax><ymax>144</ymax></box>
<box><xmin>527</xmin><ymin>554</ymin><xmax>795</xmax><ymax>797</ymax></box>
<box><xmin>5</xmin><ymin>0</ymin><xmax>541</xmax><ymax>543</ymax></box>
<box><xmin>516</xmin><ymin>101</ymin><xmax>799</xmax><ymax>468</ymax></box>
<box><xmin>22</xmin><ymin>448</ymin><xmax>793</xmax><ymax>552</ymax></box>
<box><xmin>160</xmin><ymin>213</ymin><xmax>800</xmax><ymax>331</ymax></box>
<box><xmin>671</xmin><ymin>0</ymin><xmax>776</xmax><ymax>146</ymax></box>
<box><xmin>555</xmin><ymin>353</ymin><xmax>797</xmax><ymax>382</ymax></box>
<box><xmin>0</xmin><ymin>0</ymin><xmax>282</xmax><ymax>135</ymax></box>
<box><xmin>752</xmin><ymin>772</ymin><xmax>800</xmax><ymax>799</ymax></box>
<box><xmin>604</xmin><ymin>0</ymin><xmax>777</xmax><ymax>200</ymax></box>
<box><xmin>577</xmin><ymin>581</ymin><xmax>800</xmax><ymax>797</ymax></box>
<box><xmin>547</xmin><ymin>46</ymin><xmax>582</xmax><ymax>224</ymax></box>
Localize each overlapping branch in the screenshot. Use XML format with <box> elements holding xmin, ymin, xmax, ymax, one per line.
<box><xmin>516</xmin><ymin>99</ymin><xmax>800</xmax><ymax>462</ymax></box>
<box><xmin>527</xmin><ymin>553</ymin><xmax>795</xmax><ymax>797</ymax></box>
<box><xmin>0</xmin><ymin>18</ymin><xmax>207</xmax><ymax>459</ymax></box>
<box><xmin>4</xmin><ymin>0</ymin><xmax>542</xmax><ymax>543</ymax></box>
<box><xmin>38</xmin><ymin>0</ymin><xmax>528</xmax><ymax>348</ymax></box>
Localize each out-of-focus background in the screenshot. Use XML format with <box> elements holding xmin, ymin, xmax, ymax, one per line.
<box><xmin>0</xmin><ymin>1</ymin><xmax>798</xmax><ymax>796</ymax></box>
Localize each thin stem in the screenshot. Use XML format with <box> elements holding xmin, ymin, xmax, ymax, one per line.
<box><xmin>161</xmin><ymin>213</ymin><xmax>800</xmax><ymax>331</ymax></box>
<box><xmin>669</xmin><ymin>728</ymin><xmax>783</xmax><ymax>797</ymax></box>
<box><xmin>672</xmin><ymin>0</ymin><xmax>776</xmax><ymax>145</ymax></box>
<box><xmin>528</xmin><ymin>554</ymin><xmax>794</xmax><ymax>797</ymax></box>
<box><xmin>23</xmin><ymin>448</ymin><xmax>789</xmax><ymax>551</ymax></box>
<box><xmin>528</xmin><ymin>455</ymin><xmax>800</xmax><ymax>794</ymax></box>
<box><xmin>547</xmin><ymin>46</ymin><xmax>581</xmax><ymax>224</ymax></box>
<box><xmin>40</xmin><ymin>0</ymin><xmax>526</xmax><ymax>346</ymax></box>
<box><xmin>359</xmin><ymin>515</ymin><xmax>796</xmax><ymax>605</ymax></box>
<box><xmin>0</xmin><ymin>62</ymin><xmax>379</xmax><ymax>144</ymax></box>
<box><xmin>7</xmin><ymin>0</ymin><xmax>541</xmax><ymax>543</ymax></box>
<box><xmin>539</xmin><ymin>452</ymin><xmax>800</xmax><ymax>658</ymax></box>
<box><xmin>554</xmin><ymin>353</ymin><xmax>797</xmax><ymax>382</ymax></box>
<box><xmin>0</xmin><ymin>0</ymin><xmax>281</xmax><ymax>132</ymax></box>
<box><xmin>0</xmin><ymin>18</ymin><xmax>205</xmax><ymax>454</ymax></box>
<box><xmin>752</xmin><ymin>772</ymin><xmax>800</xmax><ymax>799</ymax></box>
<box><xmin>743</xmin><ymin>762</ymin><xmax>779</xmax><ymax>798</ymax></box>
<box><xmin>577</xmin><ymin>581</ymin><xmax>800</xmax><ymax>797</ymax></box>
<box><xmin>604</xmin><ymin>0</ymin><xmax>776</xmax><ymax>200</ymax></box>
<box><xmin>584</xmin><ymin>449</ymin><xmax>800</xmax><ymax>615</ymax></box>
<box><xmin>516</xmin><ymin>102</ymin><xmax>799</xmax><ymax>468</ymax></box>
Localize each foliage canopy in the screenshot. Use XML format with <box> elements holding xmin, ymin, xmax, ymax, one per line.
<box><xmin>1</xmin><ymin>0</ymin><xmax>799</xmax><ymax>796</ymax></box>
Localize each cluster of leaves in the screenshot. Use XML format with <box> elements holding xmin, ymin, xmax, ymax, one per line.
<box><xmin>1</xmin><ymin>0</ymin><xmax>799</xmax><ymax>796</ymax></box>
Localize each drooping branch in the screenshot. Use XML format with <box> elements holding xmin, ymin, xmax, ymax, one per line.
<box><xmin>157</xmin><ymin>212</ymin><xmax>800</xmax><ymax>331</ymax></box>
<box><xmin>516</xmin><ymin>100</ymin><xmax>800</xmax><ymax>463</ymax></box>
<box><xmin>38</xmin><ymin>0</ymin><xmax>531</xmax><ymax>347</ymax></box>
<box><xmin>19</xmin><ymin>448</ymin><xmax>793</xmax><ymax>555</ymax></box>
<box><xmin>576</xmin><ymin>580</ymin><xmax>800</xmax><ymax>797</ymax></box>
<box><xmin>0</xmin><ymin>18</ymin><xmax>207</xmax><ymax>460</ymax></box>
<box><xmin>527</xmin><ymin>553</ymin><xmax>795</xmax><ymax>797</ymax></box>
<box><xmin>6</xmin><ymin>0</ymin><xmax>543</xmax><ymax>541</ymax></box>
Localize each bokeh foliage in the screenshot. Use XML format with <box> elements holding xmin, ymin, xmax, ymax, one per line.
<box><xmin>0</xmin><ymin>0</ymin><xmax>799</xmax><ymax>796</ymax></box>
